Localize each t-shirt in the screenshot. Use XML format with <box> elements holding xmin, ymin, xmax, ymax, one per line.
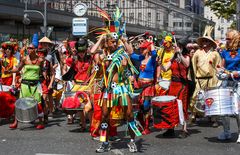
<box><xmin>159</xmin><ymin>49</ymin><xmax>174</xmax><ymax>80</ymax></box>
<box><xmin>221</xmin><ymin>49</ymin><xmax>240</xmax><ymax>71</ymax></box>
<box><xmin>0</xmin><ymin>53</ymin><xmax>18</xmax><ymax>78</ymax></box>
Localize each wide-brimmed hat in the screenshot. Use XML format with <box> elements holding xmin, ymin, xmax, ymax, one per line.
<box><xmin>197</xmin><ymin>26</ymin><xmax>217</xmax><ymax>49</ymax></box>
<box><xmin>39</xmin><ymin>36</ymin><xmax>53</xmax><ymax>44</ymax></box>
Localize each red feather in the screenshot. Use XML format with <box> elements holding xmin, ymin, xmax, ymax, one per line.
<box><xmin>0</xmin><ymin>92</ymin><xmax>16</xmax><ymax>118</ymax></box>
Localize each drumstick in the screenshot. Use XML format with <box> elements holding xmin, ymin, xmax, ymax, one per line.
<box><xmin>129</xmin><ymin>32</ymin><xmax>149</xmax><ymax>43</ymax></box>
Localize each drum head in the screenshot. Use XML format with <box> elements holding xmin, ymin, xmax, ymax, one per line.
<box><xmin>152</xmin><ymin>95</ymin><xmax>176</xmax><ymax>103</ymax></box>
<box><xmin>15</xmin><ymin>98</ymin><xmax>38</xmax><ymax>110</ymax></box>
<box><xmin>158</xmin><ymin>81</ymin><xmax>170</xmax><ymax>90</ymax></box>
<box><xmin>130</xmin><ymin>93</ymin><xmax>140</xmax><ymax>99</ymax></box>
<box><xmin>0</xmin><ymin>85</ymin><xmax>11</xmax><ymax>92</ymax></box>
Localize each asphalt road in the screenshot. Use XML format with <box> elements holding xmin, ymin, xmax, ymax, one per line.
<box><xmin>0</xmin><ymin>114</ymin><xmax>239</xmax><ymax>155</ymax></box>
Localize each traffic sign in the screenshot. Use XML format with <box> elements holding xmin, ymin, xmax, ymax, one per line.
<box><xmin>72</xmin><ymin>18</ymin><xmax>88</xmax><ymax>36</ymax></box>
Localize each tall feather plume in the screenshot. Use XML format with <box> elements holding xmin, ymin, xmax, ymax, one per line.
<box><xmin>93</xmin><ymin>3</ymin><xmax>111</xmax><ymax>25</ymax></box>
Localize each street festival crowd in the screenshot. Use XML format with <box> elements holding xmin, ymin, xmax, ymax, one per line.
<box><xmin>0</xmin><ymin>7</ymin><xmax>240</xmax><ymax>153</ymax></box>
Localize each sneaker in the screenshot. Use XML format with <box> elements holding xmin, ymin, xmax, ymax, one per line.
<box><xmin>109</xmin><ymin>136</ymin><xmax>121</xmax><ymax>142</ymax></box>
<box><xmin>237</xmin><ymin>134</ymin><xmax>240</xmax><ymax>143</ymax></box>
<box><xmin>217</xmin><ymin>131</ymin><xmax>232</xmax><ymax>140</ymax></box>
<box><xmin>92</xmin><ymin>136</ymin><xmax>100</xmax><ymax>141</ymax></box>
<box><xmin>212</xmin><ymin>122</ymin><xmax>219</xmax><ymax>128</ymax></box>
<box><xmin>127</xmin><ymin>141</ymin><xmax>138</xmax><ymax>153</ymax></box>
<box><xmin>96</xmin><ymin>142</ymin><xmax>111</xmax><ymax>153</ymax></box>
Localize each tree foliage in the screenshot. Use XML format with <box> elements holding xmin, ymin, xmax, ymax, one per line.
<box><xmin>205</xmin><ymin>0</ymin><xmax>236</xmax><ymax>20</ymax></box>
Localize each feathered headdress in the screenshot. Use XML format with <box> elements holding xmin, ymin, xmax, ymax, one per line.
<box><xmin>91</xmin><ymin>4</ymin><xmax>126</xmax><ymax>39</ymax></box>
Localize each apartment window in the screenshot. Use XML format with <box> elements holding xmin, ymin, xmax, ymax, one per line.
<box><xmin>130</xmin><ymin>12</ymin><xmax>134</xmax><ymax>22</ymax></box>
<box><xmin>138</xmin><ymin>0</ymin><xmax>142</xmax><ymax>7</ymax></box>
<box><xmin>156</xmin><ymin>13</ymin><xmax>161</xmax><ymax>21</ymax></box>
<box><xmin>185</xmin><ymin>22</ymin><xmax>192</xmax><ymax>27</ymax></box>
<box><xmin>148</xmin><ymin>12</ymin><xmax>151</xmax><ymax>18</ymax></box>
<box><xmin>173</xmin><ymin>22</ymin><xmax>178</xmax><ymax>27</ymax></box>
<box><xmin>138</xmin><ymin>13</ymin><xmax>142</xmax><ymax>19</ymax></box>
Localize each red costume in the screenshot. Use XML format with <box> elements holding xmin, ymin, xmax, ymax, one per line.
<box><xmin>168</xmin><ymin>57</ymin><xmax>189</xmax><ymax>120</ymax></box>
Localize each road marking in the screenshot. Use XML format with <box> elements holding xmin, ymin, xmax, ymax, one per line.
<box><xmin>2</xmin><ymin>139</ymin><xmax>6</xmax><ymax>142</ymax></box>
<box><xmin>111</xmin><ymin>149</ymin><xmax>124</xmax><ymax>155</ymax></box>
<box><xmin>36</xmin><ymin>154</ymin><xmax>70</xmax><ymax>155</ymax></box>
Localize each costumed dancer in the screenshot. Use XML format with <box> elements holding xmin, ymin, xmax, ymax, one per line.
<box><xmin>6</xmin><ymin>44</ymin><xmax>46</xmax><ymax>129</ymax></box>
<box><xmin>89</xmin><ymin>35</ymin><xmax>118</xmax><ymax>141</ymax></box>
<box><xmin>159</xmin><ymin>37</ymin><xmax>190</xmax><ymax>138</ymax></box>
<box><xmin>91</xmin><ymin>6</ymin><xmax>140</xmax><ymax>153</ymax></box>
<box><xmin>0</xmin><ymin>41</ymin><xmax>18</xmax><ymax>86</ymax></box>
<box><xmin>39</xmin><ymin>37</ymin><xmax>55</xmax><ymax>123</ymax></box>
<box><xmin>126</xmin><ymin>39</ymin><xmax>157</xmax><ymax>135</ymax></box>
<box><xmin>155</xmin><ymin>33</ymin><xmax>175</xmax><ymax>95</ymax></box>
<box><xmin>64</xmin><ymin>38</ymin><xmax>93</xmax><ymax>131</ymax></box>
<box><xmin>190</xmin><ymin>26</ymin><xmax>222</xmax><ymax>125</ymax></box>
<box><xmin>217</xmin><ymin>29</ymin><xmax>240</xmax><ymax>142</ymax></box>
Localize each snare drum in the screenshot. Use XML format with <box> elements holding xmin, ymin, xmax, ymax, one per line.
<box><xmin>0</xmin><ymin>85</ymin><xmax>11</xmax><ymax>93</ymax></box>
<box><xmin>152</xmin><ymin>95</ymin><xmax>179</xmax><ymax>129</ymax></box>
<box><xmin>156</xmin><ymin>80</ymin><xmax>170</xmax><ymax>96</ymax></box>
<box><xmin>159</xmin><ymin>80</ymin><xmax>170</xmax><ymax>90</ymax></box>
<box><xmin>15</xmin><ymin>98</ymin><xmax>38</xmax><ymax>123</ymax></box>
<box><xmin>204</xmin><ymin>88</ymin><xmax>234</xmax><ymax>116</ymax></box>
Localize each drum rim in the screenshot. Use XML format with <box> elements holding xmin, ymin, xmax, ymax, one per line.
<box><xmin>152</xmin><ymin>95</ymin><xmax>176</xmax><ymax>102</ymax></box>
<box><xmin>15</xmin><ymin>97</ymin><xmax>38</xmax><ymax>109</ymax></box>
<box><xmin>205</xmin><ymin>87</ymin><xmax>233</xmax><ymax>91</ymax></box>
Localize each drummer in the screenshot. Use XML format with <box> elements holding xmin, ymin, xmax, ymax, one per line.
<box><xmin>159</xmin><ymin>37</ymin><xmax>190</xmax><ymax>138</ymax></box>
<box><xmin>155</xmin><ymin>35</ymin><xmax>175</xmax><ymax>95</ymax></box>
<box><xmin>126</xmin><ymin>39</ymin><xmax>157</xmax><ymax>135</ymax></box>
<box><xmin>65</xmin><ymin>38</ymin><xmax>93</xmax><ymax>131</ymax></box>
<box><xmin>5</xmin><ymin>44</ymin><xmax>46</xmax><ymax>129</ymax></box>
<box><xmin>218</xmin><ymin>29</ymin><xmax>240</xmax><ymax>141</ymax></box>
<box><xmin>190</xmin><ymin>26</ymin><xmax>222</xmax><ymax>125</ymax></box>
<box><xmin>0</xmin><ymin>41</ymin><xmax>18</xmax><ymax>87</ymax></box>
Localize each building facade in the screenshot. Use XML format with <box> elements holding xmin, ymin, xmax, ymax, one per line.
<box><xmin>204</xmin><ymin>6</ymin><xmax>233</xmax><ymax>40</ymax></box>
<box><xmin>0</xmin><ymin>0</ymin><xmax>213</xmax><ymax>41</ymax></box>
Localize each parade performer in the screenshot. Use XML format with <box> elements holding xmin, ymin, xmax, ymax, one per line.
<box><xmin>39</xmin><ymin>37</ymin><xmax>55</xmax><ymax>123</ymax></box>
<box><xmin>155</xmin><ymin>33</ymin><xmax>175</xmax><ymax>95</ymax></box>
<box><xmin>190</xmin><ymin>26</ymin><xmax>222</xmax><ymax>123</ymax></box>
<box><xmin>89</xmin><ymin>35</ymin><xmax>118</xmax><ymax>141</ymax></box>
<box><xmin>159</xmin><ymin>37</ymin><xmax>190</xmax><ymax>138</ymax></box>
<box><xmin>0</xmin><ymin>41</ymin><xmax>18</xmax><ymax>86</ymax></box>
<box><xmin>89</xmin><ymin>6</ymin><xmax>140</xmax><ymax>153</ymax></box>
<box><xmin>6</xmin><ymin>44</ymin><xmax>46</xmax><ymax>129</ymax></box>
<box><xmin>64</xmin><ymin>38</ymin><xmax>93</xmax><ymax>131</ymax></box>
<box><xmin>126</xmin><ymin>39</ymin><xmax>157</xmax><ymax>135</ymax></box>
<box><xmin>217</xmin><ymin>29</ymin><xmax>240</xmax><ymax>142</ymax></box>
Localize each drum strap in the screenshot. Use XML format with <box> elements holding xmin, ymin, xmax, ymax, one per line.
<box><xmin>196</xmin><ymin>78</ymin><xmax>210</xmax><ymax>90</ymax></box>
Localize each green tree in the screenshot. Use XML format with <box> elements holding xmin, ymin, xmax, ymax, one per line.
<box><xmin>205</xmin><ymin>0</ymin><xmax>236</xmax><ymax>20</ymax></box>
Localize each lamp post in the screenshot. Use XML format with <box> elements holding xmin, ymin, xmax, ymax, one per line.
<box><xmin>23</xmin><ymin>0</ymin><xmax>48</xmax><ymax>37</ymax></box>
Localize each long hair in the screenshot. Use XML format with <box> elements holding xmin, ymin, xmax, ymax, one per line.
<box><xmin>226</xmin><ymin>29</ymin><xmax>240</xmax><ymax>50</ymax></box>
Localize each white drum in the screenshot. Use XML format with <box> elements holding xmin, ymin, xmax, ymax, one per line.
<box><xmin>204</xmin><ymin>88</ymin><xmax>235</xmax><ymax>116</ymax></box>
<box><xmin>0</xmin><ymin>85</ymin><xmax>11</xmax><ymax>92</ymax></box>
<box><xmin>15</xmin><ymin>98</ymin><xmax>38</xmax><ymax>123</ymax></box>
<box><xmin>158</xmin><ymin>80</ymin><xmax>170</xmax><ymax>90</ymax></box>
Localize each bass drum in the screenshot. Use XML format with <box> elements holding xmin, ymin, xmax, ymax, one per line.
<box><xmin>152</xmin><ymin>95</ymin><xmax>179</xmax><ymax>129</ymax></box>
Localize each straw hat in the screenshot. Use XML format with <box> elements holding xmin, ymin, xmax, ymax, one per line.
<box><xmin>39</xmin><ymin>36</ymin><xmax>53</xmax><ymax>44</ymax></box>
<box><xmin>197</xmin><ymin>26</ymin><xmax>217</xmax><ymax>49</ymax></box>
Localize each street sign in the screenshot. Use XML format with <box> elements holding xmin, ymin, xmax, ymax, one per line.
<box><xmin>72</xmin><ymin>18</ymin><xmax>88</xmax><ymax>36</ymax></box>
